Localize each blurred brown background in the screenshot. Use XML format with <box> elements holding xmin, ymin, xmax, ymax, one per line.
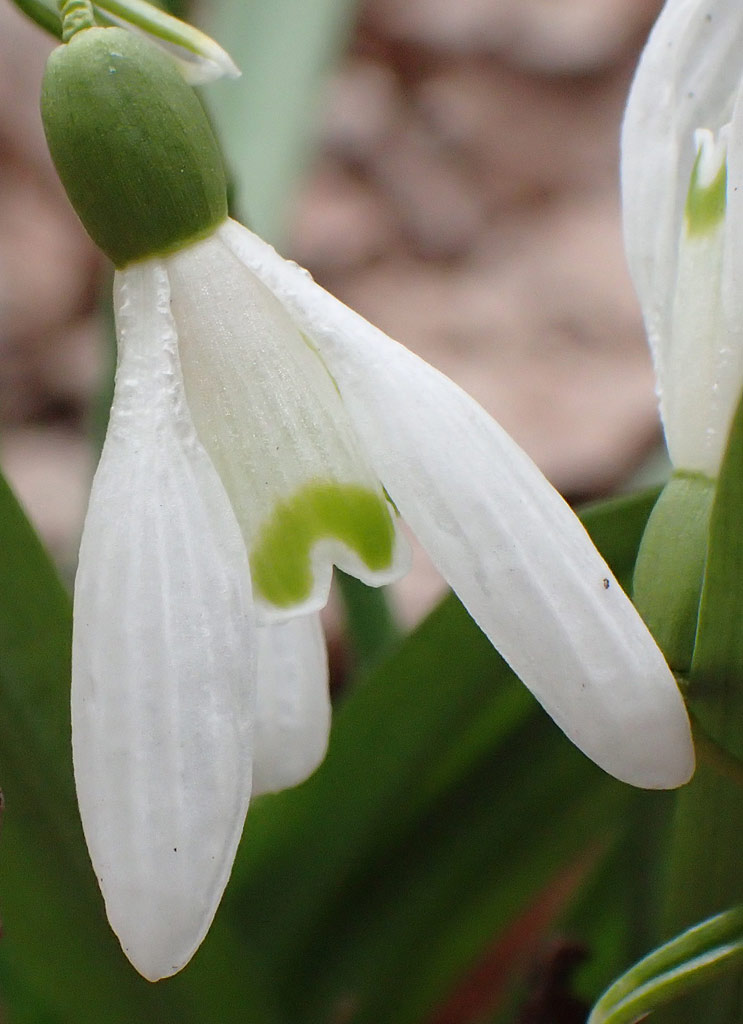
<box><xmin>0</xmin><ymin>0</ymin><xmax>665</xmax><ymax>622</ymax></box>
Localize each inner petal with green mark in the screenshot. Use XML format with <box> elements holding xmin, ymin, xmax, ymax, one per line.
<box><xmin>166</xmin><ymin>232</ymin><xmax>410</xmax><ymax>619</ymax></box>
<box><xmin>664</xmin><ymin>124</ymin><xmax>735</xmax><ymax>475</ymax></box>
<box><xmin>250</xmin><ymin>481</ymin><xmax>397</xmax><ymax>608</ymax></box>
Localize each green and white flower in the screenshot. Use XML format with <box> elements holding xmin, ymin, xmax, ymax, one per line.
<box><xmin>622</xmin><ymin>0</ymin><xmax>743</xmax><ymax>477</ymax></box>
<box><xmin>42</xmin><ymin>23</ymin><xmax>693</xmax><ymax>982</ymax></box>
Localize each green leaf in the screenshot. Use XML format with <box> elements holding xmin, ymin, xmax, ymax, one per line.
<box><xmin>200</xmin><ymin>0</ymin><xmax>361</xmax><ymax>243</ymax></box>
<box><xmin>688</xmin><ymin>389</ymin><xmax>743</xmax><ymax>760</ymax></box>
<box><xmin>563</xmin><ymin>786</ymin><xmax>675</xmax><ymax>1004</ymax></box>
<box><xmin>653</xmin><ymin>760</ymin><xmax>743</xmax><ymax>1024</ymax></box>
<box><xmin>589</xmin><ymin>907</ymin><xmax>743</xmax><ymax>1024</ymax></box>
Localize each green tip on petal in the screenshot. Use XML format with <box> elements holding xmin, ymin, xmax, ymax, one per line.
<box><xmin>250</xmin><ymin>482</ymin><xmax>396</xmax><ymax>608</ymax></box>
<box><xmin>685</xmin><ymin>135</ymin><xmax>727</xmax><ymax>237</ymax></box>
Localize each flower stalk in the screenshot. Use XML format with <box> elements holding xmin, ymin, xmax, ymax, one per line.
<box><xmin>59</xmin><ymin>0</ymin><xmax>95</xmax><ymax>40</ymax></box>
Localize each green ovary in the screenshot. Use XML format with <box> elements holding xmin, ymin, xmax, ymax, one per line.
<box><xmin>250</xmin><ymin>482</ymin><xmax>396</xmax><ymax>608</ymax></box>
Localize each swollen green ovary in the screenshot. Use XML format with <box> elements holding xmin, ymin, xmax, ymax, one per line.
<box><xmin>169</xmin><ymin>238</ymin><xmax>400</xmax><ymax>612</ymax></box>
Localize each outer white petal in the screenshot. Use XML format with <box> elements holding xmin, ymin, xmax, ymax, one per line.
<box><xmin>219</xmin><ymin>220</ymin><xmax>694</xmax><ymax>790</ymax></box>
<box><xmin>72</xmin><ymin>261</ymin><xmax>254</xmax><ymax>981</ymax></box>
<box><xmin>252</xmin><ymin>614</ymin><xmax>330</xmax><ymax>797</ymax></box>
<box><xmin>621</xmin><ymin>0</ymin><xmax>743</xmax><ymax>401</ymax></box>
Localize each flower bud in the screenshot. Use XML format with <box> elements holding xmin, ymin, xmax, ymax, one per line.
<box><xmin>41</xmin><ymin>26</ymin><xmax>227</xmax><ymax>267</ymax></box>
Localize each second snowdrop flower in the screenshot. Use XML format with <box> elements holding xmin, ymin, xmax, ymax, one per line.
<box><xmin>623</xmin><ymin>0</ymin><xmax>743</xmax><ymax>668</ymax></box>
<box><xmin>622</xmin><ymin>0</ymin><xmax>743</xmax><ymax>478</ymax></box>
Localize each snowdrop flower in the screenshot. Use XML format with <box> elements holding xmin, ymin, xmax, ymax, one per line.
<box><xmin>622</xmin><ymin>0</ymin><xmax>743</xmax><ymax>667</ymax></box>
<box><xmin>622</xmin><ymin>0</ymin><xmax>743</xmax><ymax>477</ymax></box>
<box><xmin>42</xmin><ymin>22</ymin><xmax>693</xmax><ymax>982</ymax></box>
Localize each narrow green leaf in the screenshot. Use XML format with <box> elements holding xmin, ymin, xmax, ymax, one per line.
<box><xmin>589</xmin><ymin>907</ymin><xmax>743</xmax><ymax>1024</ymax></box>
<box><xmin>688</xmin><ymin>388</ymin><xmax>743</xmax><ymax>759</ymax></box>
<box><xmin>563</xmin><ymin>785</ymin><xmax>675</xmax><ymax>1008</ymax></box>
<box><xmin>654</xmin><ymin>760</ymin><xmax>743</xmax><ymax>1024</ymax></box>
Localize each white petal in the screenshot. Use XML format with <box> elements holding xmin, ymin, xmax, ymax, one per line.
<box><xmin>660</xmin><ymin>118</ymin><xmax>743</xmax><ymax>475</ymax></box>
<box><xmin>663</xmin><ymin>128</ymin><xmax>731</xmax><ymax>473</ymax></box>
<box><xmin>252</xmin><ymin>614</ymin><xmax>330</xmax><ymax>797</ymax></box>
<box><xmin>621</xmin><ymin>0</ymin><xmax>743</xmax><ymax>435</ymax></box>
<box><xmin>165</xmin><ymin>234</ymin><xmax>410</xmax><ymax>623</ymax></box>
<box><xmin>718</xmin><ymin>86</ymin><xmax>743</xmax><ymax>458</ymax></box>
<box><xmin>72</xmin><ymin>261</ymin><xmax>254</xmax><ymax>981</ymax></box>
<box><xmin>219</xmin><ymin>220</ymin><xmax>694</xmax><ymax>790</ymax></box>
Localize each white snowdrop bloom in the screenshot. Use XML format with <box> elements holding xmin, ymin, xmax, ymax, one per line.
<box><xmin>42</xmin><ymin>23</ymin><xmax>693</xmax><ymax>983</ymax></box>
<box><xmin>622</xmin><ymin>0</ymin><xmax>743</xmax><ymax>477</ymax></box>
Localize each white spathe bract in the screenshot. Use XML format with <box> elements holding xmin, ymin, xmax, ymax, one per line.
<box><xmin>622</xmin><ymin>0</ymin><xmax>743</xmax><ymax>475</ymax></box>
<box><xmin>75</xmin><ymin>217</ymin><xmax>694</xmax><ymax>984</ymax></box>
<box><xmin>93</xmin><ymin>0</ymin><xmax>241</xmax><ymax>84</ymax></box>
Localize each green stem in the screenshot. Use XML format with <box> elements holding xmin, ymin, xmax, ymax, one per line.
<box><xmin>58</xmin><ymin>0</ymin><xmax>95</xmax><ymax>39</ymax></box>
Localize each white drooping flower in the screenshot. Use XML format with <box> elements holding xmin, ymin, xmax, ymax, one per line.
<box><xmin>71</xmin><ymin>218</ymin><xmax>694</xmax><ymax>979</ymax></box>
<box><xmin>622</xmin><ymin>0</ymin><xmax>743</xmax><ymax>477</ymax></box>
<box><xmin>41</xmin><ymin>21</ymin><xmax>694</xmax><ymax>984</ymax></box>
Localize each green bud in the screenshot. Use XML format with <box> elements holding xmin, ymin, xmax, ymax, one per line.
<box><xmin>41</xmin><ymin>27</ymin><xmax>227</xmax><ymax>267</ymax></box>
<box><xmin>633</xmin><ymin>473</ymin><xmax>715</xmax><ymax>673</ymax></box>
